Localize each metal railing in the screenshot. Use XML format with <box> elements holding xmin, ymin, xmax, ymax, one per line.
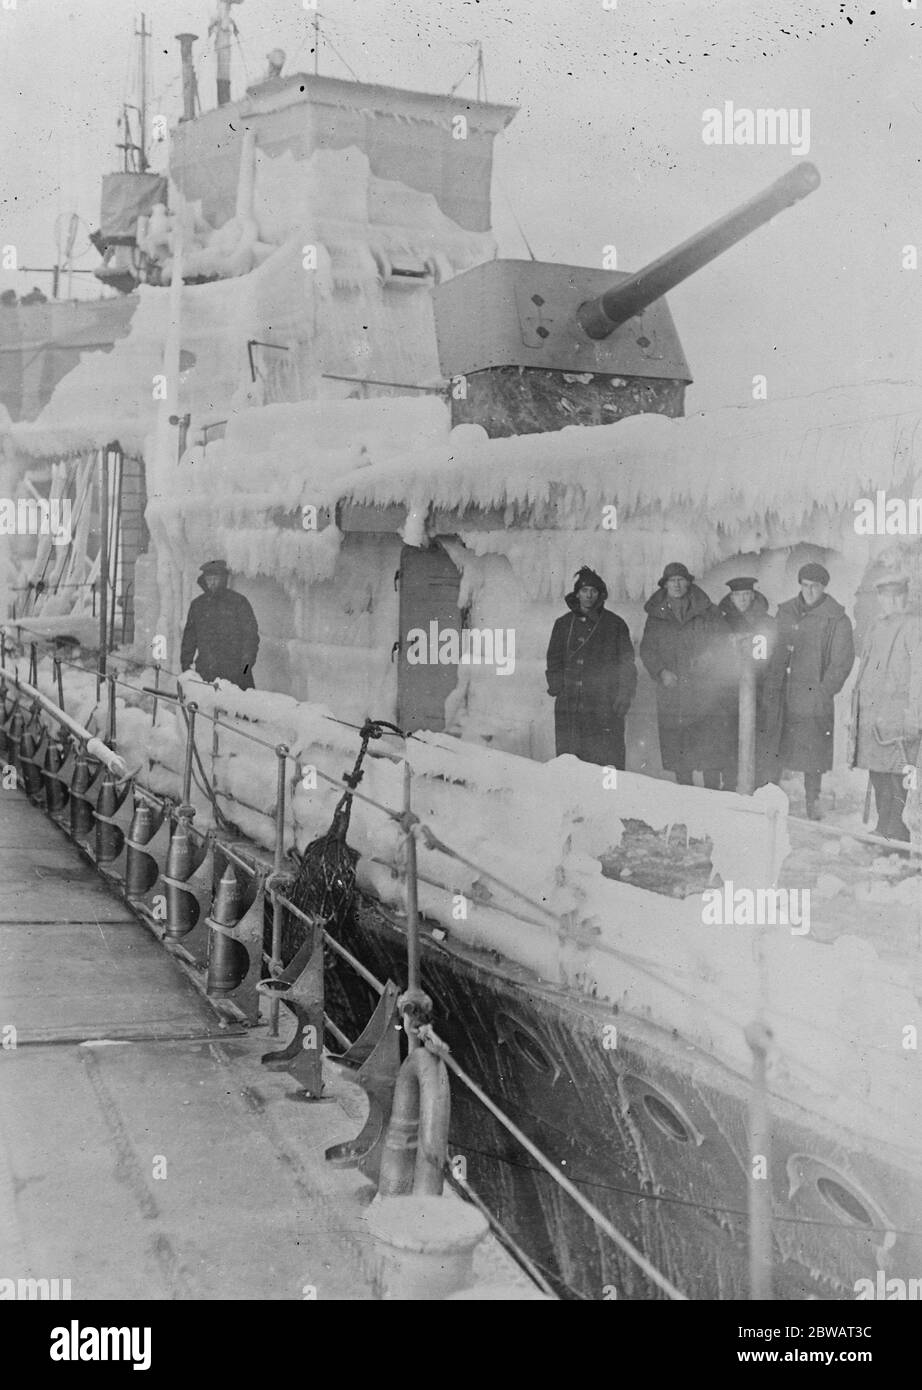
<box><xmin>2</xmin><ymin>622</ymin><xmax>811</xmax><ymax>1301</ymax></box>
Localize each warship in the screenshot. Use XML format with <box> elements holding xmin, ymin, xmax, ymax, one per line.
<box><xmin>2</xmin><ymin>30</ymin><xmax>920</xmax><ymax>1303</ymax></box>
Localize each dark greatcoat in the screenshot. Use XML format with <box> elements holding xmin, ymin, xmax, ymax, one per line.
<box><xmin>639</xmin><ymin>584</ymin><xmax>729</xmax><ymax>773</ymax></box>
<box><xmin>761</xmin><ymin>592</ymin><xmax>854</xmax><ymax>774</ymax></box>
<box><xmin>180</xmin><ymin>574</ymin><xmax>260</xmax><ymax>690</ymax></box>
<box><xmin>545</xmin><ymin>598</ymin><xmax>636</xmax><ymax>767</ymax></box>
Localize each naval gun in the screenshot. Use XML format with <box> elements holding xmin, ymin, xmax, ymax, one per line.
<box><xmin>433</xmin><ymin>161</ymin><xmax>820</xmax><ymax>438</ymax></box>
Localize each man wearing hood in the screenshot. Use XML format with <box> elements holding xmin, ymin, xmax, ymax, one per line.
<box><xmin>180</xmin><ymin>559</ymin><xmax>260</xmax><ymax>690</ymax></box>
<box><xmin>761</xmin><ymin>563</ymin><xmax>854</xmax><ymax>818</ymax></box>
<box><xmin>545</xmin><ymin>566</ymin><xmax>636</xmax><ymax>767</ymax></box>
<box><xmin>639</xmin><ymin>562</ymin><xmax>728</xmax><ymax>787</ymax></box>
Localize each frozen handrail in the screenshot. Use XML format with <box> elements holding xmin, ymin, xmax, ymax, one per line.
<box><xmin>4</xmin><ymin>671</ymin><xmax>128</xmax><ymax>779</ymax></box>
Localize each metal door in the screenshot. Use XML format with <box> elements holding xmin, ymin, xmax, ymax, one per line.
<box><xmin>396</xmin><ymin>542</ymin><xmax>462</xmax><ymax>733</ymax></box>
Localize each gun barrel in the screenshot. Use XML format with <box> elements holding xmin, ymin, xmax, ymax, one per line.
<box><xmin>576</xmin><ymin>161</ymin><xmax>820</xmax><ymax>340</ymax></box>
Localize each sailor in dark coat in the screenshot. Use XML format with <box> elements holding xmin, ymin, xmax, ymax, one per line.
<box><xmin>639</xmin><ymin>562</ymin><xmax>728</xmax><ymax>787</ymax></box>
<box><xmin>761</xmin><ymin>563</ymin><xmax>854</xmax><ymax>818</ymax></box>
<box><xmin>545</xmin><ymin>566</ymin><xmax>636</xmax><ymax>768</ymax></box>
<box><xmin>716</xmin><ymin>577</ymin><xmax>775</xmax><ymax>790</ymax></box>
<box><xmin>180</xmin><ymin>559</ymin><xmax>260</xmax><ymax>690</ymax></box>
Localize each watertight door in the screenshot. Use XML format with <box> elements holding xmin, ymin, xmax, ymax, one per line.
<box><xmin>397</xmin><ymin>542</ymin><xmax>462</xmax><ymax>733</ymax></box>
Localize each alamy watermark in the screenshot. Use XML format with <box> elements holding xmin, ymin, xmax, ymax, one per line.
<box><xmin>405</xmin><ymin>624</ymin><xmax>515</xmax><ymax>676</ymax></box>
<box><xmin>701</xmin><ymin>881</ymin><xmax>810</xmax><ymax>934</ymax></box>
<box><xmin>702</xmin><ymin>101</ymin><xmax>811</xmax><ymax>156</ymax></box>
<box><xmin>0</xmin><ymin>1276</ymin><xmax>71</xmax><ymax>1298</ymax></box>
<box><xmin>853</xmin><ymin>491</ymin><xmax>922</xmax><ymax>536</ymax></box>
<box><xmin>0</xmin><ymin>497</ymin><xmax>72</xmax><ymax>546</ymax></box>
<box><xmin>854</xmin><ymin>1272</ymin><xmax>922</xmax><ymax>1300</ymax></box>
<box><xmin>50</xmin><ymin>1320</ymin><xmax>151</xmax><ymax>1370</ymax></box>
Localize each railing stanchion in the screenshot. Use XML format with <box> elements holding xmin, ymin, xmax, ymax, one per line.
<box><xmin>151</xmin><ymin>663</ymin><xmax>160</xmax><ymax>726</ymax></box>
<box><xmin>53</xmin><ymin>656</ymin><xmax>65</xmax><ymax>713</ymax></box>
<box><xmin>106</xmin><ymin>671</ymin><xmax>117</xmax><ymax>750</ymax></box>
<box><xmin>402</xmin><ymin>759</ymin><xmax>423</xmax><ymax>1052</ymax></box>
<box><xmin>181</xmin><ymin>701</ymin><xmax>197</xmax><ymax>805</ymax></box>
<box><xmin>268</xmin><ymin>743</ymin><xmax>289</xmax><ymax>1038</ymax></box>
<box><xmin>745</xmin><ymin>1018</ymin><xmax>773</xmax><ymax>1301</ymax></box>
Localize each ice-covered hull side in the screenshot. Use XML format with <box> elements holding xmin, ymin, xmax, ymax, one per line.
<box><xmin>328</xmin><ymin>895</ymin><xmax>922</xmax><ymax>1302</ymax></box>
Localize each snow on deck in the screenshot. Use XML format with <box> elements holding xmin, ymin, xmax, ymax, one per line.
<box><xmin>22</xmin><ymin>657</ymin><xmax>922</xmax><ymax>1160</ymax></box>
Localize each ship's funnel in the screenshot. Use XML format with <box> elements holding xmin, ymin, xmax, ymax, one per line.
<box><xmin>576</xmin><ymin>161</ymin><xmax>821</xmax><ymax>339</ymax></box>
<box><xmin>176</xmin><ymin>33</ymin><xmax>199</xmax><ymax>123</ymax></box>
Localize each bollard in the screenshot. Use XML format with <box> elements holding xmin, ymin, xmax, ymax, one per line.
<box><xmin>363</xmin><ymin>1196</ymin><xmax>488</xmax><ymax>1301</ymax></box>
<box><xmin>42</xmin><ymin>739</ymin><xmax>68</xmax><ymax>815</ymax></box>
<box><xmin>70</xmin><ymin>751</ymin><xmax>96</xmax><ymax>838</ymax></box>
<box><xmin>162</xmin><ymin>806</ymin><xmax>203</xmax><ymax>939</ymax></box>
<box><xmin>205</xmin><ymin>863</ymin><xmax>247</xmax><ymax>995</ymax></box>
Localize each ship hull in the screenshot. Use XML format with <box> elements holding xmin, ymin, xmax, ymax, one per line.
<box><xmin>326</xmin><ymin>895</ymin><xmax>922</xmax><ymax>1302</ymax></box>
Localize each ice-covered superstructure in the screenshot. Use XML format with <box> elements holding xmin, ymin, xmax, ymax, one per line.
<box><xmin>6</xmin><ymin>69</ymin><xmax>922</xmax><ymax>771</ymax></box>
<box><xmin>138</xmin><ymin>381</ymin><xmax>922</xmax><ymax>767</ymax></box>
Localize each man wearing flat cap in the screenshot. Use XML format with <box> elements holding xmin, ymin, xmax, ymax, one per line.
<box><xmin>545</xmin><ymin>566</ymin><xmax>637</xmax><ymax>767</ymax></box>
<box><xmin>762</xmin><ymin>562</ymin><xmax>854</xmax><ymax>818</ymax></box>
<box><xmin>848</xmin><ymin>572</ymin><xmax>922</xmax><ymax>841</ymax></box>
<box><xmin>180</xmin><ymin>559</ymin><xmax>260</xmax><ymax>690</ymax></box>
<box><xmin>639</xmin><ymin>562</ymin><xmax>728</xmax><ymax>786</ymax></box>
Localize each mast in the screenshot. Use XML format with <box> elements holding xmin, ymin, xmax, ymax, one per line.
<box><xmin>137</xmin><ymin>12</ymin><xmax>150</xmax><ymax>172</ymax></box>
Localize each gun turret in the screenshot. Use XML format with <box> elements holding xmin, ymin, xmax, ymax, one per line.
<box><xmin>433</xmin><ymin>160</ymin><xmax>821</xmax><ymax>439</ymax></box>
<box><xmin>576</xmin><ymin>161</ymin><xmax>820</xmax><ymax>339</ymax></box>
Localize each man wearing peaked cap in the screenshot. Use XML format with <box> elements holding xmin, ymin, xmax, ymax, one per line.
<box><xmin>180</xmin><ymin>559</ymin><xmax>260</xmax><ymax>690</ymax></box>
<box><xmin>545</xmin><ymin>566</ymin><xmax>637</xmax><ymax>767</ymax></box>
<box><xmin>762</xmin><ymin>561</ymin><xmax>854</xmax><ymax>818</ymax></box>
<box><xmin>848</xmin><ymin>571</ymin><xmax>921</xmax><ymax>841</ymax></box>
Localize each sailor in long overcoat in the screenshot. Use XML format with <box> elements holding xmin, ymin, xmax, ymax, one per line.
<box><xmin>761</xmin><ymin>563</ymin><xmax>854</xmax><ymax>818</ymax></box>
<box><xmin>545</xmin><ymin>566</ymin><xmax>637</xmax><ymax>768</ymax></box>
<box><xmin>180</xmin><ymin>559</ymin><xmax>260</xmax><ymax>690</ymax></box>
<box><xmin>848</xmin><ymin>572</ymin><xmax>922</xmax><ymax>841</ymax></box>
<box><xmin>639</xmin><ymin>562</ymin><xmax>729</xmax><ymax>786</ymax></box>
<box><xmin>715</xmin><ymin>577</ymin><xmax>775</xmax><ymax>790</ymax></box>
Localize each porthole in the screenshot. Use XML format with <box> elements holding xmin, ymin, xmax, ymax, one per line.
<box><xmin>816</xmin><ymin>1176</ymin><xmax>873</xmax><ymax>1227</ymax></box>
<box><xmin>495</xmin><ymin>1011</ymin><xmax>554</xmax><ymax>1075</ymax></box>
<box><xmin>642</xmin><ymin>1092</ymin><xmax>690</xmax><ymax>1143</ymax></box>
